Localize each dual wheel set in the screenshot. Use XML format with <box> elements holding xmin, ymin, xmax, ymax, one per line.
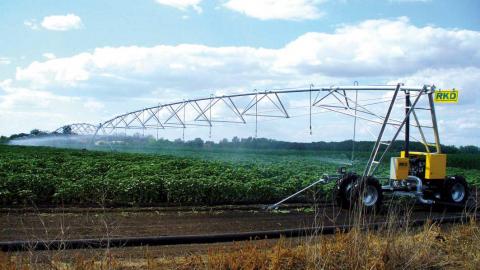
<box><xmin>334</xmin><ymin>173</ymin><xmax>470</xmax><ymax>212</ymax></box>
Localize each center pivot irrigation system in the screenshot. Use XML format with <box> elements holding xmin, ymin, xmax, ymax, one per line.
<box><xmin>55</xmin><ymin>83</ymin><xmax>470</xmax><ymax>211</ymax></box>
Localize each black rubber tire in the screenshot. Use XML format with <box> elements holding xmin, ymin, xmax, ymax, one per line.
<box><xmin>354</xmin><ymin>177</ymin><xmax>383</xmax><ymax>213</ymax></box>
<box><xmin>442</xmin><ymin>175</ymin><xmax>469</xmax><ymax>206</ymax></box>
<box><xmin>335</xmin><ymin>173</ymin><xmax>358</xmax><ymax>209</ymax></box>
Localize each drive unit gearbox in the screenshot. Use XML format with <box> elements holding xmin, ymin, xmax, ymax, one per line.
<box><xmin>400</xmin><ymin>151</ymin><xmax>447</xmax><ymax>180</ymax></box>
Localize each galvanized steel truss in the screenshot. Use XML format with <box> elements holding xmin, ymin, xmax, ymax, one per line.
<box><xmin>53</xmin><ymin>123</ymin><xmax>99</xmax><ymax>136</ymax></box>
<box><xmin>53</xmin><ymin>84</ymin><xmax>441</xmax><ymax>178</ymax></box>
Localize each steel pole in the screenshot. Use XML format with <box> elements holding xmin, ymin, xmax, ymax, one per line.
<box><xmin>405</xmin><ymin>90</ymin><xmax>411</xmax><ymax>157</ymax></box>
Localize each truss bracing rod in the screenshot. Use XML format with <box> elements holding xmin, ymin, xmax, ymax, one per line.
<box><xmin>428</xmin><ymin>91</ymin><xmax>441</xmax><ymax>153</ymax></box>
<box><xmin>362</xmin><ymin>83</ymin><xmax>402</xmax><ymax>178</ymax></box>
<box><xmin>369</xmin><ymin>86</ymin><xmax>427</xmax><ymax>176</ymax></box>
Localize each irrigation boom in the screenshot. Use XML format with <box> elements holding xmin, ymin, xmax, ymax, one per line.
<box><xmin>53</xmin><ymin>84</ymin><xmax>430</xmax><ymax>136</ymax></box>
<box><xmin>52</xmin><ymin>83</ymin><xmax>470</xmax><ymax>211</ymax></box>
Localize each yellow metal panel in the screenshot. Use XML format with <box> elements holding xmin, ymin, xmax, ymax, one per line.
<box><xmin>425</xmin><ymin>153</ymin><xmax>446</xmax><ymax>179</ymax></box>
<box><xmin>434</xmin><ymin>89</ymin><xmax>459</xmax><ymax>103</ymax></box>
<box><xmin>390</xmin><ymin>157</ymin><xmax>409</xmax><ymax>180</ymax></box>
<box><xmin>400</xmin><ymin>151</ymin><xmax>447</xmax><ymax>180</ymax></box>
<box><xmin>400</xmin><ymin>151</ymin><xmax>428</xmax><ymax>157</ymax></box>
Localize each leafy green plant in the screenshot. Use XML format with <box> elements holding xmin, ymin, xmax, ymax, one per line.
<box><xmin>0</xmin><ymin>144</ymin><xmax>478</xmax><ymax>206</ymax></box>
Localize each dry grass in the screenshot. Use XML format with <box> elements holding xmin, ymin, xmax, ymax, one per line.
<box><xmin>174</xmin><ymin>220</ymin><xmax>480</xmax><ymax>270</ymax></box>
<box><xmin>1</xmin><ymin>219</ymin><xmax>479</xmax><ymax>270</ymax></box>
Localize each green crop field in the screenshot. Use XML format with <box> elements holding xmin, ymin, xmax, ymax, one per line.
<box><xmin>0</xmin><ymin>144</ymin><xmax>478</xmax><ymax>207</ymax></box>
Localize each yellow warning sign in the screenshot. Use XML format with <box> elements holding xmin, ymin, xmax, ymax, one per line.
<box><xmin>434</xmin><ymin>89</ymin><xmax>458</xmax><ymax>103</ymax></box>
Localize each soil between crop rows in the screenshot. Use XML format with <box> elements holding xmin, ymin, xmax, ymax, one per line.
<box><xmin>1</xmin><ymin>203</ymin><xmax>467</xmax><ymax>242</ymax></box>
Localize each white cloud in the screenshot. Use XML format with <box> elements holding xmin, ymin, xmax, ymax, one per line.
<box><xmin>389</xmin><ymin>67</ymin><xmax>480</xmax><ymax>145</ymax></box>
<box><xmin>42</xmin><ymin>53</ymin><xmax>56</xmax><ymax>60</ymax></box>
<box><xmin>155</xmin><ymin>0</ymin><xmax>203</xmax><ymax>13</ymax></box>
<box><xmin>16</xmin><ymin>17</ymin><xmax>480</xmax><ymax>92</ymax></box>
<box><xmin>17</xmin><ymin>52</ymin><xmax>92</xmax><ymax>87</ymax></box>
<box><xmin>276</xmin><ymin>17</ymin><xmax>480</xmax><ymax>76</ymax></box>
<box><xmin>0</xmin><ymin>80</ymin><xmax>106</xmax><ymax>134</ymax></box>
<box><xmin>24</xmin><ymin>19</ymin><xmax>39</xmax><ymax>30</ymax></box>
<box><xmin>41</xmin><ymin>14</ymin><xmax>82</xmax><ymax>31</ymax></box>
<box><xmin>0</xmin><ymin>80</ymin><xmax>73</xmax><ymax>111</ymax></box>
<box><xmin>224</xmin><ymin>0</ymin><xmax>326</xmax><ymax>21</ymax></box>
<box><xmin>0</xmin><ymin>57</ymin><xmax>11</xmax><ymax>65</ymax></box>
<box><xmin>6</xmin><ymin>18</ymin><xmax>480</xmax><ymax>144</ymax></box>
<box><xmin>389</xmin><ymin>67</ymin><xmax>480</xmax><ymax>105</ymax></box>
<box><xmin>84</xmin><ymin>100</ymin><xmax>105</xmax><ymax>111</ymax></box>
<box><xmin>15</xmin><ymin>45</ymin><xmax>282</xmax><ymax>92</ymax></box>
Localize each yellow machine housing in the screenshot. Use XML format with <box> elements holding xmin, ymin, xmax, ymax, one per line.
<box><xmin>390</xmin><ymin>157</ymin><xmax>409</xmax><ymax>180</ymax></box>
<box><xmin>400</xmin><ymin>151</ymin><xmax>447</xmax><ymax>180</ymax></box>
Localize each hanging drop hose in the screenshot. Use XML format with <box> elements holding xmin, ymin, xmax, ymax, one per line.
<box><xmin>351</xmin><ymin>89</ymin><xmax>358</xmax><ymax>164</ymax></box>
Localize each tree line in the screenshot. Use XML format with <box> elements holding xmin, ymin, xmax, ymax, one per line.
<box><xmin>1</xmin><ymin>129</ymin><xmax>478</xmax><ymax>154</ymax></box>
<box><xmin>150</xmin><ymin>136</ymin><xmax>479</xmax><ymax>154</ymax></box>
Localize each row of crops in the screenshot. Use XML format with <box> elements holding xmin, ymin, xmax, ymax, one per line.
<box><xmin>0</xmin><ymin>145</ymin><xmax>478</xmax><ymax>206</ymax></box>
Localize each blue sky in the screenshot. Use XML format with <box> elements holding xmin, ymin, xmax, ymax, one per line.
<box><xmin>0</xmin><ymin>0</ymin><xmax>479</xmax><ymax>145</ymax></box>
<box><xmin>1</xmin><ymin>0</ymin><xmax>479</xmax><ymax>62</ymax></box>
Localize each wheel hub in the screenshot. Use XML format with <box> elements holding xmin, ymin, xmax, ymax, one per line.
<box><xmin>451</xmin><ymin>183</ymin><xmax>466</xmax><ymax>203</ymax></box>
<box><xmin>362</xmin><ymin>185</ymin><xmax>378</xmax><ymax>207</ymax></box>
